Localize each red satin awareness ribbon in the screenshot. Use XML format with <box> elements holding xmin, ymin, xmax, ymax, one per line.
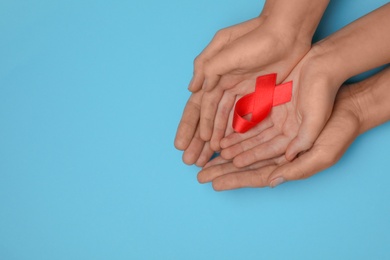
<box><xmin>233</xmin><ymin>73</ymin><xmax>293</xmax><ymax>133</ymax></box>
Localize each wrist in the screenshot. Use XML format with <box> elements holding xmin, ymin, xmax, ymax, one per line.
<box><xmin>261</xmin><ymin>0</ymin><xmax>329</xmax><ymax>41</ymax></box>
<box><xmin>342</xmin><ymin>68</ymin><xmax>390</xmax><ymax>134</ymax></box>
<box><xmin>304</xmin><ymin>44</ymin><xmax>352</xmax><ymax>90</ymax></box>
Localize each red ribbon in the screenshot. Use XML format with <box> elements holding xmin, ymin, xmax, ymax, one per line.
<box><xmin>233</xmin><ymin>73</ymin><xmax>292</xmax><ymax>133</ymax></box>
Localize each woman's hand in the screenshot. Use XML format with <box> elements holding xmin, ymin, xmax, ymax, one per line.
<box><xmin>175</xmin><ymin>0</ymin><xmax>331</xmax><ymax>162</ymax></box>
<box><xmin>197</xmin><ymin>84</ymin><xmax>362</xmax><ymax>190</ymax></box>
<box><xmin>198</xmin><ymin>64</ymin><xmax>390</xmax><ymax>191</ymax></box>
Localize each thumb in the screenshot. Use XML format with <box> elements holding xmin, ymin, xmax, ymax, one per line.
<box><xmin>285</xmin><ymin>107</ymin><xmax>331</xmax><ymax>161</ymax></box>
<box><xmin>268</xmin><ymin>147</ymin><xmax>329</xmax><ymax>188</ymax></box>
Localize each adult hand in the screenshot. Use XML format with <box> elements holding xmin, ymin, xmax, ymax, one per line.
<box><xmin>193</xmin><ymin>0</ymin><xmax>330</xmax><ymax>147</ymax></box>
<box><xmin>183</xmin><ymin>16</ymin><xmax>314</xmax><ymax>153</ymax></box>
<box><xmin>197</xmin><ymin>84</ymin><xmax>362</xmax><ymax>190</ymax></box>
<box><xmin>176</xmin><ymin>0</ymin><xmax>330</xmax><ymax>161</ymax></box>
<box><xmin>218</xmin><ymin>48</ymin><xmax>340</xmax><ymax>166</ymax></box>
<box><xmin>197</xmin><ymin>18</ymin><xmax>312</xmax><ymax>145</ymax></box>
<box><xmin>219</xmin><ymin>3</ymin><xmax>390</xmax><ymax>164</ymax></box>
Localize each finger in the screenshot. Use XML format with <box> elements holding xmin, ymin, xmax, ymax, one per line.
<box><xmin>200</xmin><ymin>155</ymin><xmax>286</xmax><ymax>185</ymax></box>
<box><xmin>174</xmin><ymin>92</ymin><xmax>203</xmax><ymax>150</ymax></box>
<box><xmin>195</xmin><ymin>142</ymin><xmax>215</xmax><ymax>167</ymax></box>
<box><xmin>223</xmin><ymin>94</ymin><xmax>238</xmax><ymax>137</ymax></box>
<box><xmin>285</xmin><ymin>76</ymin><xmax>336</xmax><ymax>161</ymax></box>
<box><xmin>193</xmin><ymin>17</ymin><xmax>261</xmax><ymax>92</ymax></box>
<box><xmin>201</xmin><ymin>43</ymin><xmax>244</xmax><ymax>92</ymax></box>
<box><xmin>203</xmin><ymin>155</ymin><xmax>230</xmax><ymax>169</ymax></box>
<box><xmin>210</xmin><ymin>91</ymin><xmax>236</xmax><ymax>151</ymax></box>
<box><xmin>189</xmin><ymin>22</ymin><xmax>253</xmax><ymax>92</ymax></box>
<box><xmin>213</xmin><ymin>74</ymin><xmax>246</xmax><ymax>90</ymax></box>
<box><xmin>267</xmin><ymin>147</ymin><xmax>331</xmax><ymax>188</ymax></box>
<box><xmin>188</xmin><ymin>36</ymin><xmax>229</xmax><ymax>92</ymax></box>
<box><xmin>188</xmin><ymin>73</ymin><xmax>205</xmax><ymax>93</ymax></box>
<box><xmin>220</xmin><ymin>117</ymin><xmax>273</xmax><ymax>149</ymax></box>
<box><xmin>200</xmin><ymin>88</ymin><xmax>224</xmax><ymax>141</ymax></box>
<box><xmin>233</xmin><ymin>135</ymin><xmax>290</xmax><ymax>168</ymax></box>
<box><xmin>197</xmin><ymin>161</ymin><xmax>246</xmax><ymax>184</ymax></box>
<box><xmin>220</xmin><ymin>125</ymin><xmax>278</xmax><ymax>160</ymax></box>
<box><xmin>224</xmin><ymin>113</ymin><xmax>235</xmax><ymax>137</ymax></box>
<box><xmin>182</xmin><ymin>127</ymin><xmax>205</xmax><ymax>165</ymax></box>
<box><xmin>285</xmin><ymin>113</ymin><xmax>328</xmax><ymax>161</ymax></box>
<box><xmin>212</xmin><ymin>165</ymin><xmax>277</xmax><ymax>191</ymax></box>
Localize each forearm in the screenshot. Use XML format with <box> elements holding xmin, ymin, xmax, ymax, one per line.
<box><xmin>313</xmin><ymin>3</ymin><xmax>390</xmax><ymax>87</ymax></box>
<box><xmin>349</xmin><ymin>67</ymin><xmax>390</xmax><ymax>134</ymax></box>
<box><xmin>261</xmin><ymin>0</ymin><xmax>329</xmax><ymax>40</ymax></box>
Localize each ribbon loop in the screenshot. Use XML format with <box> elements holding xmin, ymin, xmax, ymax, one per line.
<box><xmin>232</xmin><ymin>73</ymin><xmax>292</xmax><ymax>133</ymax></box>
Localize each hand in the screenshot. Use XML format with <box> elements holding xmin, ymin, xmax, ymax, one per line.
<box><xmin>197</xmin><ymin>84</ymin><xmax>362</xmax><ymax>191</ymax></box>
<box><xmin>219</xmin><ymin>3</ymin><xmax>390</xmax><ymax>165</ymax></box>
<box><xmin>186</xmin><ymin>17</ymin><xmax>312</xmax><ymax>153</ymax></box>
<box><xmin>219</xmin><ymin>48</ymin><xmax>341</xmax><ymax>166</ymax></box>
<box><xmin>198</xmin><ymin>19</ymin><xmax>312</xmax><ymax>144</ymax></box>
<box><xmin>174</xmin><ymin>91</ymin><xmax>214</xmax><ymax>166</ymax></box>
<box><xmin>176</xmin><ymin>0</ymin><xmax>330</xmax><ymax>162</ymax></box>
<box><xmin>175</xmin><ymin>18</ymin><xmax>263</xmax><ymax>163</ymax></box>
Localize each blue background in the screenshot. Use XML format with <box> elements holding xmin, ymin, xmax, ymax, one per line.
<box><xmin>1</xmin><ymin>0</ymin><xmax>389</xmax><ymax>259</ymax></box>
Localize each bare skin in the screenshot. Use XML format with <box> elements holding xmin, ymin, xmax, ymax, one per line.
<box><xmin>219</xmin><ymin>3</ymin><xmax>390</xmax><ymax>166</ymax></box>
<box><xmin>197</xmin><ymin>66</ymin><xmax>390</xmax><ymax>191</ymax></box>
<box><xmin>175</xmin><ymin>0</ymin><xmax>329</xmax><ymax>165</ymax></box>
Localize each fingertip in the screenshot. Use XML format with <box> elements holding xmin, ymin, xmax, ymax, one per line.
<box><xmin>174</xmin><ymin>137</ymin><xmax>188</xmax><ymax>151</ymax></box>
<box><xmin>203</xmin><ymin>161</ymin><xmax>212</xmax><ymax>169</ymax></box>
<box><xmin>220</xmin><ymin>133</ymin><xmax>238</xmax><ymax>149</ymax></box>
<box><xmin>285</xmin><ymin>149</ymin><xmax>297</xmax><ymax>162</ymax></box>
<box><xmin>286</xmin><ymin>137</ymin><xmax>301</xmax><ymax>161</ymax></box>
<box><xmin>212</xmin><ymin>179</ymin><xmax>225</xmax><ymax>191</ymax></box>
<box><xmin>220</xmin><ymin>137</ymin><xmax>229</xmax><ymax>149</ymax></box>
<box><xmin>188</xmin><ymin>77</ymin><xmax>195</xmax><ymax>92</ymax></box>
<box><xmin>199</xmin><ymin>129</ymin><xmax>212</xmax><ymax>142</ymax></box>
<box><xmin>285</xmin><ymin>137</ymin><xmax>313</xmax><ymax>162</ymax></box>
<box><xmin>188</xmin><ymin>73</ymin><xmax>205</xmax><ymax>92</ymax></box>
<box><xmin>269</xmin><ymin>177</ymin><xmax>286</xmax><ymax>188</ymax></box>
<box><xmin>195</xmin><ymin>160</ymin><xmax>207</xmax><ymax>168</ymax></box>
<box><xmin>197</xmin><ymin>169</ymin><xmax>207</xmax><ymax>183</ymax></box>
<box><xmin>188</xmin><ymin>83</ymin><xmax>202</xmax><ymax>93</ymax></box>
<box><xmin>197</xmin><ymin>164</ymin><xmax>216</xmax><ymax>184</ymax></box>
<box><xmin>232</xmin><ymin>156</ymin><xmax>246</xmax><ymax>168</ymax></box>
<box><xmin>182</xmin><ymin>151</ymin><xmax>196</xmax><ymax>165</ymax></box>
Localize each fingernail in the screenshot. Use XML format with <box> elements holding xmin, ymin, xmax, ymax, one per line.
<box><xmin>270</xmin><ymin>177</ymin><xmax>285</xmax><ymax>188</ymax></box>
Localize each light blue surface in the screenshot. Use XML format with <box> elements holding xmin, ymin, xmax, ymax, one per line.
<box><xmin>1</xmin><ymin>0</ymin><xmax>389</xmax><ymax>259</ymax></box>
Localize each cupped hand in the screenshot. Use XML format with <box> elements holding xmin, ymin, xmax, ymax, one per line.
<box><xmin>175</xmin><ymin>18</ymin><xmax>263</xmax><ymax>163</ymax></box>
<box><xmin>190</xmin><ymin>17</ymin><xmax>312</xmax><ymax>151</ymax></box>
<box><xmin>219</xmin><ymin>47</ymin><xmax>343</xmax><ymax>166</ymax></box>
<box><xmin>197</xmin><ymin>85</ymin><xmax>362</xmax><ymax>191</ymax></box>
<box><xmin>198</xmin><ymin>21</ymin><xmax>312</xmax><ymax>145</ymax></box>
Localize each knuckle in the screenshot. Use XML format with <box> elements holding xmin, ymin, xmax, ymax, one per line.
<box><xmin>193</xmin><ymin>56</ymin><xmax>203</xmax><ymax>72</ymax></box>
<box><xmin>213</xmin><ymin>29</ymin><xmax>227</xmax><ymax>41</ymax></box>
<box><xmin>202</xmin><ymin>61</ymin><xmax>213</xmax><ymax>76</ymax></box>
